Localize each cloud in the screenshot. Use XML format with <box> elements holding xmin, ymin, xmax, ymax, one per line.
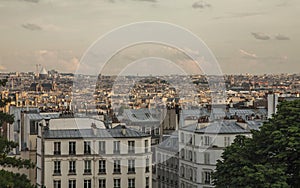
<box><xmin>22</xmin><ymin>22</ymin><xmax>61</xmax><ymax>31</ymax></box>
<box><xmin>132</xmin><ymin>0</ymin><xmax>157</xmax><ymax>2</ymax></box>
<box><xmin>239</xmin><ymin>49</ymin><xmax>257</xmax><ymax>59</ymax></box>
<box><xmin>192</xmin><ymin>1</ymin><xmax>211</xmax><ymax>9</ymax></box>
<box><xmin>275</xmin><ymin>34</ymin><xmax>290</xmax><ymax>40</ymax></box>
<box><xmin>22</xmin><ymin>23</ymin><xmax>42</xmax><ymax>31</ymax></box>
<box><xmin>33</xmin><ymin>49</ymin><xmax>80</xmax><ymax>72</ymax></box>
<box><xmin>251</xmin><ymin>32</ymin><xmax>271</xmax><ymax>40</ymax></box>
<box><xmin>213</xmin><ymin>12</ymin><xmax>265</xmax><ymax>20</ymax></box>
<box><xmin>0</xmin><ymin>65</ymin><xmax>7</xmax><ymax>71</ymax></box>
<box><xmin>23</xmin><ymin>0</ymin><xmax>39</xmax><ymax>3</ymax></box>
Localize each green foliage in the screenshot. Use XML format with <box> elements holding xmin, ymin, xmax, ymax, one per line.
<box><xmin>0</xmin><ymin>112</ymin><xmax>14</xmax><ymax>125</ymax></box>
<box><xmin>0</xmin><ymin>170</ymin><xmax>34</xmax><ymax>188</ymax></box>
<box><xmin>0</xmin><ymin>136</ymin><xmax>34</xmax><ymax>169</ymax></box>
<box><xmin>213</xmin><ymin>100</ymin><xmax>300</xmax><ymax>188</ymax></box>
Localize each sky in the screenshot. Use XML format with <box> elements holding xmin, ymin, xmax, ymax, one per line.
<box><xmin>0</xmin><ymin>0</ymin><xmax>299</xmax><ymax>75</ymax></box>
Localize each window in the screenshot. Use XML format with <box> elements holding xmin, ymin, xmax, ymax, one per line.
<box><xmin>69</xmin><ymin>142</ymin><xmax>76</xmax><ymax>155</ymax></box>
<box><xmin>69</xmin><ymin>161</ymin><xmax>76</xmax><ymax>174</ymax></box>
<box><xmin>146</xmin><ymin>177</ymin><xmax>149</xmax><ymax>188</ymax></box>
<box><xmin>84</xmin><ymin>179</ymin><xmax>92</xmax><ymax>188</ymax></box>
<box><xmin>99</xmin><ymin>160</ymin><xmax>106</xmax><ymax>174</ymax></box>
<box><xmin>54</xmin><ymin>161</ymin><xmax>61</xmax><ymax>175</ymax></box>
<box><xmin>84</xmin><ymin>141</ymin><xmax>91</xmax><ymax>154</ymax></box>
<box><xmin>202</xmin><ymin>171</ymin><xmax>211</xmax><ymax>184</ymax></box>
<box><xmin>144</xmin><ymin>140</ymin><xmax>149</xmax><ymax>153</ymax></box>
<box><xmin>128</xmin><ymin>159</ymin><xmax>135</xmax><ymax>173</ymax></box>
<box><xmin>114</xmin><ymin>178</ymin><xmax>121</xmax><ymax>188</ymax></box>
<box><xmin>84</xmin><ymin>160</ymin><xmax>91</xmax><ymax>174</ymax></box>
<box><xmin>181</xmin><ymin>148</ymin><xmax>185</xmax><ymax>159</ymax></box>
<box><xmin>204</xmin><ymin>153</ymin><xmax>210</xmax><ymax>164</ymax></box>
<box><xmin>54</xmin><ymin>142</ymin><xmax>61</xmax><ymax>155</ymax></box>
<box><xmin>189</xmin><ymin>168</ymin><xmax>193</xmax><ymax>181</ymax></box>
<box><xmin>204</xmin><ymin>136</ymin><xmax>211</xmax><ymax>146</ymax></box>
<box><xmin>180</xmin><ymin>166</ymin><xmax>185</xmax><ymax>177</ymax></box>
<box><xmin>30</xmin><ymin>121</ymin><xmax>38</xmax><ymax>135</ymax></box>
<box><xmin>113</xmin><ymin>160</ymin><xmax>121</xmax><ymax>173</ymax></box>
<box><xmin>189</xmin><ymin>150</ymin><xmax>193</xmax><ymax>161</ymax></box>
<box><xmin>128</xmin><ymin>141</ymin><xmax>135</xmax><ymax>153</ymax></box>
<box><xmin>99</xmin><ymin>179</ymin><xmax>106</xmax><ymax>188</ymax></box>
<box><xmin>69</xmin><ymin>180</ymin><xmax>76</xmax><ymax>188</ymax></box>
<box><xmin>224</xmin><ymin>137</ymin><xmax>230</xmax><ymax>147</ymax></box>
<box><xmin>188</xmin><ymin>135</ymin><xmax>192</xmax><ymax>145</ymax></box>
<box><xmin>181</xmin><ymin>183</ymin><xmax>185</xmax><ymax>188</ymax></box>
<box><xmin>155</xmin><ymin>127</ymin><xmax>159</xmax><ymax>135</ymax></box>
<box><xmin>145</xmin><ymin>158</ymin><xmax>150</xmax><ymax>173</ymax></box>
<box><xmin>99</xmin><ymin>141</ymin><xmax>106</xmax><ymax>154</ymax></box>
<box><xmin>54</xmin><ymin>180</ymin><xmax>61</xmax><ymax>188</ymax></box>
<box><xmin>113</xmin><ymin>141</ymin><xmax>120</xmax><ymax>154</ymax></box>
<box><xmin>128</xmin><ymin>178</ymin><xmax>135</xmax><ymax>188</ymax></box>
<box><xmin>157</xmin><ymin>153</ymin><xmax>161</xmax><ymax>163</ymax></box>
<box><xmin>181</xmin><ymin>133</ymin><xmax>184</xmax><ymax>143</ymax></box>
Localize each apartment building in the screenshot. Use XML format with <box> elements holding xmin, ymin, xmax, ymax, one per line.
<box><xmin>155</xmin><ymin>133</ymin><xmax>179</xmax><ymax>188</ymax></box>
<box><xmin>36</xmin><ymin>119</ymin><xmax>152</xmax><ymax>188</ymax></box>
<box><xmin>178</xmin><ymin>120</ymin><xmax>262</xmax><ymax>188</ymax></box>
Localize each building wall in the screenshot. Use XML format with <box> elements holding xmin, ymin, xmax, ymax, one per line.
<box><xmin>38</xmin><ymin>136</ymin><xmax>152</xmax><ymax>188</ymax></box>
<box><xmin>178</xmin><ymin>130</ymin><xmax>252</xmax><ymax>188</ymax></box>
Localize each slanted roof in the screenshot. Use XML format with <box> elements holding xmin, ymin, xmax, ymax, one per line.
<box><xmin>123</xmin><ymin>109</ymin><xmax>160</xmax><ymax>123</ymax></box>
<box><xmin>44</xmin><ymin>126</ymin><xmax>150</xmax><ymax>139</ymax></box>
<box><xmin>157</xmin><ymin>132</ymin><xmax>179</xmax><ymax>153</ymax></box>
<box><xmin>181</xmin><ymin>120</ymin><xmax>262</xmax><ymax>134</ymax></box>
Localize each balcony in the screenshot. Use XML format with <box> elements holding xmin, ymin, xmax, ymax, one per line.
<box><xmin>53</xmin><ymin>170</ymin><xmax>61</xmax><ymax>176</ymax></box>
<box><xmin>83</xmin><ymin>169</ymin><xmax>92</xmax><ymax>175</ymax></box>
<box><xmin>54</xmin><ymin>151</ymin><xmax>61</xmax><ymax>155</ymax></box>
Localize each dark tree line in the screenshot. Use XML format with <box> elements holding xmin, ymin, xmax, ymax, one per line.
<box><xmin>213</xmin><ymin>100</ymin><xmax>300</xmax><ymax>188</ymax></box>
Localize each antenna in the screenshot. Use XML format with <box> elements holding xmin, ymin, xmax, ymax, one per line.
<box><xmin>36</xmin><ymin>64</ymin><xmax>41</xmax><ymax>78</ymax></box>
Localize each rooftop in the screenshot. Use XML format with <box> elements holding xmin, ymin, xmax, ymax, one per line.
<box><xmin>44</xmin><ymin>125</ymin><xmax>150</xmax><ymax>139</ymax></box>
<box><xmin>181</xmin><ymin>120</ymin><xmax>262</xmax><ymax>134</ymax></box>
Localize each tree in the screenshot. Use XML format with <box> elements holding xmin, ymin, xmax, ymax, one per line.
<box><xmin>213</xmin><ymin>100</ymin><xmax>300</xmax><ymax>188</ymax></box>
<box><xmin>0</xmin><ymin>79</ymin><xmax>34</xmax><ymax>188</ymax></box>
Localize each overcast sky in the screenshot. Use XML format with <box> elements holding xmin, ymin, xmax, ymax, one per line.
<box><xmin>0</xmin><ymin>0</ymin><xmax>299</xmax><ymax>75</ymax></box>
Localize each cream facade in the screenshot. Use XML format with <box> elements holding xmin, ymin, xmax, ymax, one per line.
<box><xmin>36</xmin><ymin>121</ymin><xmax>152</xmax><ymax>188</ymax></box>
<box><xmin>178</xmin><ymin>120</ymin><xmax>262</xmax><ymax>188</ymax></box>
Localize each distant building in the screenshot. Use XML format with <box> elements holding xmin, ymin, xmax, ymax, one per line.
<box><xmin>39</xmin><ymin>67</ymin><xmax>48</xmax><ymax>79</ymax></box>
<box><xmin>267</xmin><ymin>94</ymin><xmax>279</xmax><ymax>119</ymax></box>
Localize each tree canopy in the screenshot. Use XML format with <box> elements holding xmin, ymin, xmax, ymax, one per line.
<box><xmin>213</xmin><ymin>100</ymin><xmax>300</xmax><ymax>188</ymax></box>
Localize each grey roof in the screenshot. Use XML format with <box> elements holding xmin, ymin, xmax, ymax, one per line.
<box><xmin>26</xmin><ymin>113</ymin><xmax>43</xmax><ymax>120</ymax></box>
<box><xmin>256</xmin><ymin>108</ymin><xmax>267</xmax><ymax>115</ymax></box>
<box><xmin>157</xmin><ymin>133</ymin><xmax>179</xmax><ymax>152</ymax></box>
<box><xmin>181</xmin><ymin>109</ymin><xmax>209</xmax><ymax>117</ymax></box>
<box><xmin>123</xmin><ymin>109</ymin><xmax>160</xmax><ymax>123</ymax></box>
<box><xmin>40</xmin><ymin>113</ymin><xmax>60</xmax><ymax>119</ymax></box>
<box><xmin>44</xmin><ymin>126</ymin><xmax>150</xmax><ymax>139</ymax></box>
<box><xmin>228</xmin><ymin>109</ymin><xmax>255</xmax><ymax>116</ymax></box>
<box><xmin>181</xmin><ymin>120</ymin><xmax>262</xmax><ymax>134</ymax></box>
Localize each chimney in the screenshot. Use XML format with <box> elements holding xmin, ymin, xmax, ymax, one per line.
<box><xmin>44</xmin><ymin>117</ymin><xmax>50</xmax><ymax>130</ymax></box>
<box><xmin>121</xmin><ymin>125</ymin><xmax>126</xmax><ymax>135</ymax></box>
<box><xmin>91</xmin><ymin>123</ymin><xmax>97</xmax><ymax>136</ymax></box>
<box><xmin>197</xmin><ymin>122</ymin><xmax>209</xmax><ymax>130</ymax></box>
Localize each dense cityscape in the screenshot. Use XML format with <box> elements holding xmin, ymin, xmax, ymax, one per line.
<box><xmin>0</xmin><ymin>68</ymin><xmax>299</xmax><ymax>187</ymax></box>
<box><xmin>1</xmin><ymin>0</ymin><xmax>299</xmax><ymax>187</ymax></box>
